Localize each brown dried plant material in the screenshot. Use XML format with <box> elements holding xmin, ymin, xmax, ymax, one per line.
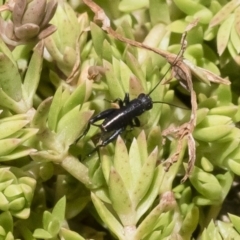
<box><xmin>82</xmin><ymin>0</ymin><xmax>231</xmax><ymax>181</ymax></box>
<box><xmin>161</xmin><ymin>27</ymin><xmax>197</xmax><ymax>182</ymax></box>
<box><xmin>0</xmin><ymin>0</ymin><xmax>57</xmax><ymax>47</ymax></box>
<box><xmin>88</xmin><ymin>66</ymin><xmax>108</xmax><ymax>80</ymax></box>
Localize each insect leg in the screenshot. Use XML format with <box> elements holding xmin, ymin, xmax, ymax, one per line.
<box><xmin>76</xmin><ymin>108</ymin><xmax>117</xmax><ymax>141</ymax></box>
<box><xmin>104</xmin><ymin>97</ymin><xmax>124</xmax><ymax>107</ymax></box>
<box><xmin>90</xmin><ymin>109</ymin><xmax>117</xmax><ymax>127</ymax></box>
<box><xmin>126</xmin><ymin>117</ymin><xmax>140</xmax><ymax>132</ymax></box>
<box><xmin>99</xmin><ymin>127</ymin><xmax>125</xmax><ymax>147</ymax></box>
<box><xmin>105</xmin><ymin>93</ymin><xmax>130</xmax><ymax>108</ymax></box>
<box><xmin>86</xmin><ymin>127</ymin><xmax>125</xmax><ymax>156</ymax></box>
<box><xmin>123</xmin><ymin>117</ymin><xmax>140</xmax><ymax>143</ymax></box>
<box><xmin>123</xmin><ymin>93</ymin><xmax>130</xmax><ymax>105</ymax></box>
<box><xmin>132</xmin><ymin>117</ymin><xmax>140</xmax><ymax>127</ymax></box>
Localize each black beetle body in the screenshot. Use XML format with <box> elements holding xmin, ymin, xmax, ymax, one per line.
<box><xmin>101</xmin><ymin>93</ymin><xmax>152</xmax><ymax>132</ymax></box>
<box><xmin>79</xmin><ymin>92</ymin><xmax>154</xmax><ymax>154</ymax></box>
<box><xmin>78</xmin><ymin>56</ymin><xmax>183</xmax><ymax>155</ymax></box>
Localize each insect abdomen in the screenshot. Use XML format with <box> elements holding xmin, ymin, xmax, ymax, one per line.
<box><xmin>101</xmin><ymin>98</ymin><xmax>147</xmax><ymax>132</ymax></box>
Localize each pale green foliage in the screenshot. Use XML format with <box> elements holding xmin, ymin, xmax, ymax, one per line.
<box><xmin>0</xmin><ymin>0</ymin><xmax>239</xmax><ymax>239</ymax></box>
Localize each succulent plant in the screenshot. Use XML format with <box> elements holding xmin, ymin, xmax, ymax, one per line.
<box><xmin>0</xmin><ymin>168</ymin><xmax>36</xmax><ymax>219</ymax></box>
<box><xmin>0</xmin><ymin>0</ymin><xmax>57</xmax><ymax>47</ymax></box>
<box><xmin>44</xmin><ymin>0</ymin><xmax>89</xmax><ymax>83</ymax></box>
<box><xmin>0</xmin><ymin>0</ymin><xmax>239</xmax><ymax>239</ymax></box>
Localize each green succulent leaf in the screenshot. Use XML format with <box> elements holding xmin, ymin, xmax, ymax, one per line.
<box><xmin>210</xmin><ymin>0</ymin><xmax>240</xmax><ymax>27</ymax></box>
<box><xmin>217</xmin><ymin>171</ymin><xmax>234</xmax><ymax>200</ymax></box>
<box><xmin>113</xmin><ymin>136</ymin><xmax>132</xmax><ymax>191</ymax></box>
<box><xmin>44</xmin><ymin>1</ymin><xmax>79</xmax><ymax>75</ymax></box>
<box><xmin>217</xmin><ymin>14</ymin><xmax>234</xmax><ymax>56</ymax></box>
<box><xmin>90</xmin><ymin>22</ymin><xmax>107</xmax><ymax>58</ymax></box>
<box><xmin>104</xmin><ymin>60</ymin><xmax>125</xmax><ymax>99</ymax></box>
<box><xmin>0</xmin><ymin>170</ymin><xmax>16</xmax><ymax>184</ymax></box>
<box><xmin>214</xmin><ymin>140</ymin><xmax>240</xmax><ymax>166</ymax></box>
<box><xmin>0</xmin><ymin>88</ymin><xmax>23</xmax><ymax>112</ymax></box>
<box><xmin>47</xmin><ymin>218</ymin><xmax>60</xmax><ymax>236</ymax></box>
<box><xmin>136</xmin><ymin>131</ymin><xmax>148</xmax><ymax>163</ymax></box>
<box><xmin>202</xmin><ymin>221</ymin><xmax>221</xmax><ymax>240</ymax></box>
<box><xmin>102</xmin><ymin>39</ymin><xmax>114</xmax><ymax>62</ymax></box>
<box><xmin>0</xmin><ymin>193</ymin><xmax>9</xmax><ymax>211</ymax></box>
<box><xmin>217</xmin><ymin>221</ymin><xmax>240</xmax><ymax>239</ymax></box>
<box><xmin>100</xmin><ymin>149</ymin><xmax>112</xmax><ymax>184</ymax></box>
<box><xmin>0</xmin><ymin>139</ymin><xmax>22</xmax><ymax>156</ymax></box>
<box><xmin>56</xmin><ymin>106</ymin><xmax>93</xmax><ymax>146</ymax></box>
<box><xmin>109</xmin><ymin>167</ymin><xmax>135</xmax><ymax>226</ymax></box>
<box><xmin>91</xmin><ymin>192</ymin><xmax>125</xmax><ymax>240</ymax></box>
<box><xmin>136</xmin><ymin>165</ymin><xmax>165</xmax><ymax>221</ymax></box>
<box><xmin>168</xmin><ymin>20</ymin><xmax>188</xmax><ymax>33</ymax></box>
<box><xmin>22</xmin><ymin>41</ymin><xmax>43</xmax><ymax>106</ymax></box>
<box><xmin>52</xmin><ymin>1</ymin><xmax>79</xmax><ymax>48</ymax></box>
<box><xmin>8</xmin><ymin>197</ymin><xmax>25</xmax><ymax>211</ymax></box>
<box><xmin>229</xmin><ymin>214</ymin><xmax>240</xmax><ymax>234</ymax></box>
<box><xmin>43</xmin><ymin>211</ymin><xmax>54</xmax><ymax>231</ymax></box>
<box><xmin>132</xmin><ymin>147</ymin><xmax>158</xmax><ymax>206</ymax></box>
<box><xmin>125</xmin><ymin>52</ymin><xmax>146</xmax><ymax>91</ymax></box>
<box><xmin>180</xmin><ymin>206</ymin><xmax>199</xmax><ymax>239</ymax></box>
<box><xmin>62</xmin><ymin>83</ymin><xmax>86</xmax><ymax>115</ymax></box>
<box><xmin>230</xmin><ymin>21</ymin><xmax>240</xmax><ymax>53</ymax></box>
<box><xmin>193</xmin><ymin>125</ymin><xmax>233</xmax><ymax>142</ymax></box>
<box><xmin>33</xmin><ymin>228</ymin><xmax>53</xmax><ymax>239</ymax></box>
<box><xmin>0</xmin><ymin>147</ymin><xmax>36</xmax><ymax>162</ymax></box>
<box><xmin>190</xmin><ymin>166</ymin><xmax>222</xmax><ymax>202</ymax></box>
<box><xmin>149</xmin><ymin>0</ymin><xmax>170</xmax><ymax>25</ymax></box>
<box><xmin>4</xmin><ymin>231</ymin><xmax>15</xmax><ymax>240</ymax></box>
<box><xmin>48</xmin><ymin>86</ymin><xmax>63</xmax><ymax>131</ymax></box>
<box><xmin>135</xmin><ymin>203</ymin><xmax>165</xmax><ymax>239</ymax></box>
<box><xmin>235</xmin><ymin>6</ymin><xmax>240</xmax><ymax>36</ymax></box>
<box><xmin>228</xmin><ymin>159</ymin><xmax>240</xmax><ymax>175</ymax></box>
<box><xmin>119</xmin><ymin>59</ymin><xmax>134</xmax><ymax>94</ymax></box>
<box><xmin>31</xmin><ymin>97</ymin><xmax>52</xmax><ymax>132</ymax></box>
<box><xmin>0</xmin><ymin>119</ymin><xmax>29</xmax><ymax>140</ymax></box>
<box><xmin>0</xmin><ymin>53</ymin><xmax>22</xmax><ymax>101</ymax></box>
<box><xmin>147</xmin><ymin>126</ymin><xmax>162</xmax><ymax>154</ymax></box>
<box><xmin>173</xmin><ymin>0</ymin><xmax>206</xmax><ymax>15</ymax></box>
<box><xmin>128</xmin><ymin>138</ymin><xmax>142</xmax><ymax>188</ymax></box>
<box><xmin>119</xmin><ymin>0</ymin><xmax>148</xmax><ymax>12</ymax></box>
<box><xmin>4</xmin><ymin>184</ymin><xmax>22</xmax><ymax>198</ymax></box>
<box><xmin>139</xmin><ymin>23</ymin><xmax>168</xmax><ymax>65</ymax></box>
<box><xmin>201</xmin><ymin>157</ymin><xmax>214</xmax><ymax>172</ymax></box>
<box><xmin>194</xmin><ymin>8</ymin><xmax>213</xmax><ymax>24</ymax></box>
<box><xmin>13</xmin><ymin>207</ymin><xmax>30</xmax><ymax>219</ymax></box>
<box><xmin>52</xmin><ymin>196</ymin><xmax>66</xmax><ymax>222</ymax></box>
<box><xmin>60</xmin><ymin>228</ymin><xmax>85</xmax><ymax>240</ymax></box>
<box><xmin>209</xmin><ymin>106</ymin><xmax>238</xmax><ymax>117</ymax></box>
<box><xmin>197</xmin><ymin>115</ymin><xmax>233</xmax><ymax>127</ymax></box>
<box><xmin>0</xmin><ymin>211</ymin><xmax>13</xmax><ymax>233</ymax></box>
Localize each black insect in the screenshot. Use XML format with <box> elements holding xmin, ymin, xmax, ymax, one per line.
<box><xmin>78</xmin><ymin>59</ymin><xmax>183</xmax><ymax>155</ymax></box>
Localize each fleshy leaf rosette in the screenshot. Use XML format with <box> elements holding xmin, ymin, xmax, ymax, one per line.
<box><xmin>0</xmin><ymin>0</ymin><xmax>57</xmax><ymax>46</ymax></box>
<box><xmin>0</xmin><ymin>168</ymin><xmax>36</xmax><ymax>219</ymax></box>
<box><xmin>91</xmin><ymin>132</ymin><xmax>198</xmax><ymax>240</ymax></box>
<box><xmin>33</xmin><ymin>197</ymin><xmax>85</xmax><ymax>239</ymax></box>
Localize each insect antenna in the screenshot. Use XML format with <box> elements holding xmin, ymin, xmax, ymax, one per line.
<box><xmin>152</xmin><ymin>101</ymin><xmax>189</xmax><ymax>110</ymax></box>
<box><xmin>147</xmin><ymin>46</ymin><xmax>184</xmax><ymax>97</ymax></box>
<box><xmin>146</xmin><ymin>42</ymin><xmax>189</xmax><ymax>110</ymax></box>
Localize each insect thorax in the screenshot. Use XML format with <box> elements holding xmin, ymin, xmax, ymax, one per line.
<box><xmin>137</xmin><ymin>93</ymin><xmax>153</xmax><ymax>110</ymax></box>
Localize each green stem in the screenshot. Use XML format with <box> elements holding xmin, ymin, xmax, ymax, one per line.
<box><xmin>61</xmin><ymin>154</ymin><xmax>94</xmax><ymax>188</ymax></box>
